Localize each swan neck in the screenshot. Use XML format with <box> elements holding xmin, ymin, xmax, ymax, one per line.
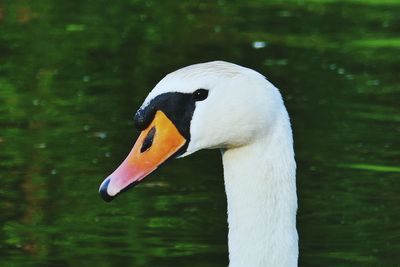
<box><xmin>222</xmin><ymin>120</ymin><xmax>298</xmax><ymax>267</ymax></box>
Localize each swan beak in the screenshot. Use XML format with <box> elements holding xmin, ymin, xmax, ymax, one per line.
<box><xmin>99</xmin><ymin>110</ymin><xmax>186</xmax><ymax>202</ymax></box>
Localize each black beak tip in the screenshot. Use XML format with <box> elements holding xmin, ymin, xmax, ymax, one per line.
<box><xmin>99</xmin><ymin>178</ymin><xmax>114</xmax><ymax>202</ymax></box>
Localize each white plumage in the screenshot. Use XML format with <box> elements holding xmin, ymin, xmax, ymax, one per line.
<box><xmin>141</xmin><ymin>61</ymin><xmax>298</xmax><ymax>267</ymax></box>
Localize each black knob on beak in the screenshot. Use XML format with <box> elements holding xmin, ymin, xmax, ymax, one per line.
<box><xmin>134</xmin><ymin>106</ymin><xmax>156</xmax><ymax>131</ymax></box>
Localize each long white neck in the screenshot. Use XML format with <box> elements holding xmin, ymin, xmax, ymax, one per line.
<box><xmin>222</xmin><ymin>112</ymin><xmax>298</xmax><ymax>267</ymax></box>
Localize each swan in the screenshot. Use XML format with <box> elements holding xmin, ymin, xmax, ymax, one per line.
<box><xmin>99</xmin><ymin>61</ymin><xmax>298</xmax><ymax>267</ymax></box>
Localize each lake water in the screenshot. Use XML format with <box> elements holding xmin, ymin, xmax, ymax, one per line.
<box><xmin>1</xmin><ymin>1</ymin><xmax>399</xmax><ymax>266</ymax></box>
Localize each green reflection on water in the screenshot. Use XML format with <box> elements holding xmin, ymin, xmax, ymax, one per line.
<box><xmin>342</xmin><ymin>164</ymin><xmax>400</xmax><ymax>172</ymax></box>
<box><xmin>0</xmin><ymin>1</ymin><xmax>399</xmax><ymax>267</ymax></box>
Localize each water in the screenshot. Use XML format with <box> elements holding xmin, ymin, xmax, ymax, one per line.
<box><xmin>1</xmin><ymin>1</ymin><xmax>399</xmax><ymax>266</ymax></box>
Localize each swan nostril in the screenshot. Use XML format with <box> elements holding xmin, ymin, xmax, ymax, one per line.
<box><xmin>140</xmin><ymin>126</ymin><xmax>156</xmax><ymax>153</ymax></box>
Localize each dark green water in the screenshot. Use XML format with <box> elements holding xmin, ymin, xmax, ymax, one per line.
<box><xmin>1</xmin><ymin>1</ymin><xmax>399</xmax><ymax>266</ymax></box>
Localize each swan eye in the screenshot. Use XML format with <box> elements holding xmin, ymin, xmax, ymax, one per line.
<box><xmin>192</xmin><ymin>89</ymin><xmax>208</xmax><ymax>101</ymax></box>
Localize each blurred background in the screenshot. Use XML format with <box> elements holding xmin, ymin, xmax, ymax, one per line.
<box><xmin>0</xmin><ymin>0</ymin><xmax>399</xmax><ymax>266</ymax></box>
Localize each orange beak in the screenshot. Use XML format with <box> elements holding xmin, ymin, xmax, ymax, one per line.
<box><xmin>99</xmin><ymin>110</ymin><xmax>186</xmax><ymax>201</ymax></box>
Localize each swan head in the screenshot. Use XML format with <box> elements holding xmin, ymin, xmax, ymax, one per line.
<box><xmin>99</xmin><ymin>61</ymin><xmax>284</xmax><ymax>201</ymax></box>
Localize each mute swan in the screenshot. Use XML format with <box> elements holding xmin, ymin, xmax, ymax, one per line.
<box><xmin>99</xmin><ymin>61</ymin><xmax>298</xmax><ymax>267</ymax></box>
